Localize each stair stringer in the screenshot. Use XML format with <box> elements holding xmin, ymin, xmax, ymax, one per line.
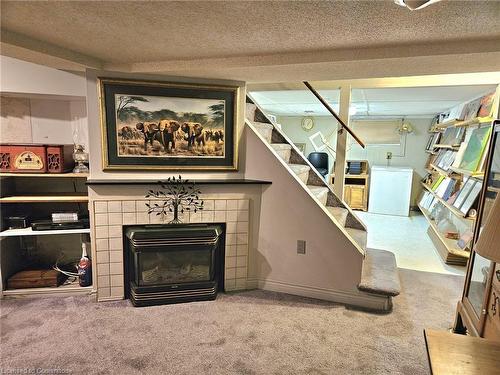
<box><xmin>246</xmin><ymin>119</ymin><xmax>365</xmax><ymax>256</ymax></box>
<box><xmin>244</xmin><ymin>126</ymin><xmax>392</xmax><ymax>311</ymax></box>
<box><xmin>246</xmin><ymin>96</ymin><xmax>367</xmax><ymax>234</ymax></box>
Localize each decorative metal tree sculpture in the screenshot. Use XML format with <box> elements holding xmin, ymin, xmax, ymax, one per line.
<box><xmin>145</xmin><ymin>176</ymin><xmax>204</xmax><ymax>224</ymax></box>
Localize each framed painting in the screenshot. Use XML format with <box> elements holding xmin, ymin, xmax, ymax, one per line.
<box><xmin>98</xmin><ymin>78</ymin><xmax>240</xmax><ymax>170</ymax></box>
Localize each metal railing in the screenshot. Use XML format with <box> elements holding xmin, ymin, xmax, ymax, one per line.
<box><xmin>303</xmin><ymin>81</ymin><xmax>365</xmax><ymax>148</ymax></box>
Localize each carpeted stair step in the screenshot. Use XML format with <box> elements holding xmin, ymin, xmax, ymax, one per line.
<box><xmin>288</xmin><ymin>164</ymin><xmax>310</xmax><ymax>184</ymax></box>
<box><xmin>246</xmin><ymin>103</ymin><xmax>257</xmax><ymax>122</ymax></box>
<box><xmin>358</xmin><ymin>249</ymin><xmax>401</xmax><ymax>297</ymax></box>
<box><xmin>251</xmin><ymin>121</ymin><xmax>273</xmax><ymax>143</ymax></box>
<box><xmin>271</xmin><ymin>143</ymin><xmax>292</xmax><ymax>163</ymax></box>
<box><xmin>326</xmin><ymin>206</ymin><xmax>348</xmax><ymax>227</ymax></box>
<box><xmin>346</xmin><ymin>228</ymin><xmax>367</xmax><ymax>251</ymax></box>
<box><xmin>307</xmin><ymin>185</ymin><xmax>329</xmax><ymax>205</ymax></box>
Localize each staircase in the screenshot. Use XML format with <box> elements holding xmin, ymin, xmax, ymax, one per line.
<box><xmin>246</xmin><ymin>97</ymin><xmax>400</xmax><ymax>312</ymax></box>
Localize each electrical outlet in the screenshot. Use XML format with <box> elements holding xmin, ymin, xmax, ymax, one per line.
<box><xmin>386</xmin><ymin>152</ymin><xmax>393</xmax><ymax>160</ymax></box>
<box><xmin>297</xmin><ymin>240</ymin><xmax>306</xmax><ymax>254</ymax></box>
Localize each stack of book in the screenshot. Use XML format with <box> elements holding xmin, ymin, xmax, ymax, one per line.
<box><xmin>431</xmin><ymin>149</ymin><xmax>456</xmax><ymax>171</ymax></box>
<box><xmin>52</xmin><ymin>212</ymin><xmax>79</xmax><ymax>223</ymax></box>
<box><xmin>347</xmin><ymin>161</ymin><xmax>362</xmax><ymax>175</ymax></box>
<box><xmin>451</xmin><ymin>178</ymin><xmax>483</xmax><ymax>215</ymax></box>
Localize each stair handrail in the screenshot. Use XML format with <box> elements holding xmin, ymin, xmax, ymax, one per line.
<box><xmin>303</xmin><ymin>81</ymin><xmax>365</xmax><ymax>149</ymax></box>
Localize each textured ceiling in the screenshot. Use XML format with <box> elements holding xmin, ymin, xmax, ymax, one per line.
<box><xmin>1</xmin><ymin>1</ymin><xmax>499</xmax><ymax>64</ymax></box>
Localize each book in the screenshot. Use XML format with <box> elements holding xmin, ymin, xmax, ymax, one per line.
<box><xmin>460</xmin><ymin>97</ymin><xmax>482</xmax><ymax>120</ymax></box>
<box><xmin>458</xmin><ymin>126</ymin><xmax>492</xmax><ymax>172</ymax></box>
<box><xmin>459</xmin><ymin>180</ymin><xmax>483</xmax><ymax>215</ymax></box>
<box><xmin>477</xmin><ymin>92</ymin><xmax>495</xmax><ymax>119</ymax></box>
<box><xmin>457</xmin><ymin>230</ymin><xmax>474</xmax><ymax>250</ymax></box>
<box><xmin>453</xmin><ymin>177</ymin><xmax>475</xmax><ymax>209</ymax></box>
<box><xmin>440</xmin><ymin>127</ymin><xmax>464</xmax><ymax>146</ymax></box>
<box><xmin>442</xmin><ymin>179</ymin><xmax>457</xmax><ymax>201</ymax></box>
<box><xmin>432</xmin><ymin>175</ymin><xmax>445</xmax><ymax>190</ymax></box>
<box><xmin>435</xmin><ymin>177</ymin><xmax>452</xmax><ymax>198</ymax></box>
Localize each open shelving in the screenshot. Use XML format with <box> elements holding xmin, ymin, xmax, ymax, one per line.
<box><xmin>420</xmin><ymin>182</ymin><xmax>474</xmax><ymax>221</ymax></box>
<box><xmin>418</xmin><ymin>204</ymin><xmax>470</xmax><ymax>265</ymax></box>
<box><xmin>0</xmin><ymin>195</ymin><xmax>89</xmax><ymax>203</ymax></box>
<box><xmin>420</xmin><ymin>88</ymin><xmax>499</xmax><ymax>266</ymax></box>
<box><xmin>0</xmin><ymin>227</ymin><xmax>90</xmax><ymax>237</ymax></box>
<box><xmin>429</xmin><ymin>163</ymin><xmax>452</xmax><ymax>177</ymax></box>
<box><xmin>1</xmin><ymin>167</ymin><xmax>91</xmax><ymax>298</ymax></box>
<box><xmin>2</xmin><ymin>278</ymin><xmax>93</xmax><ymax>297</ymax></box>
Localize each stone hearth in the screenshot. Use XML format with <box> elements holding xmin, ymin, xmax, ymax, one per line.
<box><xmin>91</xmin><ymin>198</ymin><xmax>250</xmax><ymax>301</ymax></box>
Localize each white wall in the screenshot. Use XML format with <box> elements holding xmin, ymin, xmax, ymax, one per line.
<box><xmin>0</xmin><ymin>96</ymin><xmax>88</xmax><ymax>150</ymax></box>
<box><xmin>347</xmin><ymin>118</ymin><xmax>432</xmax><ymax>206</ymax></box>
<box><xmin>0</xmin><ymin>56</ymin><xmax>88</xmax><ymax>150</ymax></box>
<box><xmin>277</xmin><ymin>115</ymin><xmax>432</xmax><ymax>207</ymax></box>
<box><xmin>0</xmin><ymin>55</ymin><xmax>86</xmax><ymax>97</ymax></box>
<box><xmin>277</xmin><ymin>116</ymin><xmax>339</xmax><ymax>173</ymax></box>
<box><xmin>243</xmin><ymin>127</ymin><xmax>364</xmax><ymax>295</ymax></box>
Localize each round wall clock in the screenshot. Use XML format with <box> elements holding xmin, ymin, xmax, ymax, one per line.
<box><xmin>301</xmin><ymin>117</ymin><xmax>315</xmax><ymax>131</ymax></box>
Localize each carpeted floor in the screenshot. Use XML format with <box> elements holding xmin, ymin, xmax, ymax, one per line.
<box><xmin>0</xmin><ymin>269</ymin><xmax>463</xmax><ymax>375</ymax></box>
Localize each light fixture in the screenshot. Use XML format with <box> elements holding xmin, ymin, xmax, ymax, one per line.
<box><xmin>475</xmin><ymin>195</ymin><xmax>500</xmax><ymax>263</ymax></box>
<box><xmin>397</xmin><ymin>118</ymin><xmax>414</xmax><ymax>135</ymax></box>
<box><xmin>394</xmin><ymin>0</ymin><xmax>441</xmax><ymax>11</ymax></box>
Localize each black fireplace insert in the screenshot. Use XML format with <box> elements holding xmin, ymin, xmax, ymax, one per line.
<box><xmin>124</xmin><ymin>224</ymin><xmax>225</xmax><ymax>307</ymax></box>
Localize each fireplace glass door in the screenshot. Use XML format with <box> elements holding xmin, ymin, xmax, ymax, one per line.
<box><xmin>138</xmin><ymin>248</ymin><xmax>214</xmax><ymax>286</ymax></box>
<box><xmin>125</xmin><ymin>224</ymin><xmax>224</xmax><ymax>307</ymax></box>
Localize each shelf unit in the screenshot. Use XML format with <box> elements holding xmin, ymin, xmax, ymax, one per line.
<box><xmin>418</xmin><ymin>204</ymin><xmax>470</xmax><ymax>265</ymax></box>
<box><xmin>0</xmin><ymin>171</ymin><xmax>91</xmax><ymax>298</ymax></box>
<box><xmin>2</xmin><ymin>278</ymin><xmax>93</xmax><ymax>297</ymax></box>
<box><xmin>420</xmin><ymin>182</ymin><xmax>474</xmax><ymax>222</ymax></box>
<box><xmin>421</xmin><ymin>89</ymin><xmax>499</xmax><ymax>266</ymax></box>
<box><xmin>329</xmin><ymin>160</ymin><xmax>369</xmax><ymax>211</ymax></box>
<box><xmin>0</xmin><ymin>195</ymin><xmax>89</xmax><ymax>203</ymax></box>
<box><xmin>0</xmin><ymin>227</ymin><xmax>90</xmax><ymax>237</ymax></box>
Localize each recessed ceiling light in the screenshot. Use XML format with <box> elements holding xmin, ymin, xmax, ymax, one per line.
<box><xmin>394</xmin><ymin>0</ymin><xmax>441</xmax><ymax>10</ymax></box>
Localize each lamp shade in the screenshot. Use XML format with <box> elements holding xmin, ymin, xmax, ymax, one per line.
<box><xmin>475</xmin><ymin>194</ymin><xmax>500</xmax><ymax>262</ymax></box>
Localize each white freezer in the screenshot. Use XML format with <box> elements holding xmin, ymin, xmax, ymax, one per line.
<box><xmin>368</xmin><ymin>166</ymin><xmax>413</xmax><ymax>217</ymax></box>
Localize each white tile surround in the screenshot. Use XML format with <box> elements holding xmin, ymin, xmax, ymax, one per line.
<box><xmin>91</xmin><ymin>198</ymin><xmax>250</xmax><ymax>301</ymax></box>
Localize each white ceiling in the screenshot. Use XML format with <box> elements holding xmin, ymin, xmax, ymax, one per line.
<box><xmin>250</xmin><ymin>85</ymin><xmax>497</xmax><ymax>118</ymax></box>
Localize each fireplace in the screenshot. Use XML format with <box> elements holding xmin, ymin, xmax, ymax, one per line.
<box><xmin>124</xmin><ymin>224</ymin><xmax>225</xmax><ymax>307</ymax></box>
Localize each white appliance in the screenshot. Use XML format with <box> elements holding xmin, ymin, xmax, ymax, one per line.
<box><xmin>368</xmin><ymin>166</ymin><xmax>413</xmax><ymax>216</ymax></box>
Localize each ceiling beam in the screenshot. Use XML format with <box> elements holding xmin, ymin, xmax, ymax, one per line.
<box><xmin>1</xmin><ymin>29</ymin><xmax>103</xmax><ymax>72</ymax></box>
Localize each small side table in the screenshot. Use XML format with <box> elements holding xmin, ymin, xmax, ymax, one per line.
<box><xmin>424</xmin><ymin>329</ymin><xmax>500</xmax><ymax>375</ymax></box>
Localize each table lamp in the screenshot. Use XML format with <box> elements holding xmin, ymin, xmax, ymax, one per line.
<box><xmin>475</xmin><ymin>195</ymin><xmax>500</xmax><ymax>262</ymax></box>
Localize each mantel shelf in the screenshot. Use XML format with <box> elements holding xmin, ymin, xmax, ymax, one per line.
<box><xmin>86</xmin><ymin>179</ymin><xmax>272</xmax><ymax>185</ymax></box>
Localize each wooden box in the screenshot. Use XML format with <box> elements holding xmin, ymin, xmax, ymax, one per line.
<box><xmin>7</xmin><ymin>269</ymin><xmax>66</xmax><ymax>289</ymax></box>
<box><xmin>45</xmin><ymin>144</ymin><xmax>74</xmax><ymax>173</ymax></box>
<box><xmin>0</xmin><ymin>144</ymin><xmax>74</xmax><ymax>173</ymax></box>
<box><xmin>0</xmin><ymin>144</ymin><xmax>47</xmax><ymax>173</ymax></box>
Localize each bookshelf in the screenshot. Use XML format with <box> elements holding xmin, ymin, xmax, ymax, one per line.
<box><xmin>420</xmin><ymin>87</ymin><xmax>499</xmax><ymax>265</ymax></box>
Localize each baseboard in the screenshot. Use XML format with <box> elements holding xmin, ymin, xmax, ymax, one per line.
<box><xmin>246</xmin><ymin>278</ymin><xmax>259</xmax><ymax>289</ymax></box>
<box><xmin>256</xmin><ymin>278</ymin><xmax>392</xmax><ymax>312</ymax></box>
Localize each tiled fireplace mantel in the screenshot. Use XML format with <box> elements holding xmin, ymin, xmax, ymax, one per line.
<box><xmin>89</xmin><ymin>183</ymin><xmax>261</xmax><ymax>302</ymax></box>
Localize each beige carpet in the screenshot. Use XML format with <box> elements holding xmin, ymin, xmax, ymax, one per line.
<box><xmin>0</xmin><ymin>269</ymin><xmax>463</xmax><ymax>374</ymax></box>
